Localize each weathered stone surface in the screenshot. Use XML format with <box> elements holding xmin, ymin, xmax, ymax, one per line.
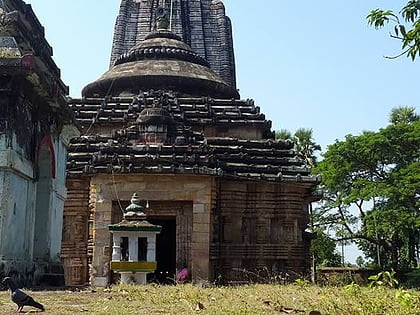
<box><xmin>110</xmin><ymin>0</ymin><xmax>236</xmax><ymax>89</ymax></box>
<box><xmin>64</xmin><ymin>88</ymin><xmax>319</xmax><ymax>285</ymax></box>
<box><xmin>72</xmin><ymin>175</ymin><xmax>214</xmax><ymax>284</ymax></box>
<box><xmin>0</xmin><ymin>0</ymin><xmax>78</xmax><ymax>287</ymax></box>
<box><xmin>84</xmin><ymin>30</ymin><xmax>238</xmax><ymax>99</ymax></box>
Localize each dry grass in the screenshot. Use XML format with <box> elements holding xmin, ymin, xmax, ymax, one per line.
<box><xmin>0</xmin><ymin>283</ymin><xmax>419</xmax><ymax>314</ymax></box>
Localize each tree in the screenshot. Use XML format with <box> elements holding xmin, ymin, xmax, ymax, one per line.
<box><xmin>275</xmin><ymin>128</ymin><xmax>321</xmax><ymax>167</ymax></box>
<box><xmin>315</xmin><ymin>107</ymin><xmax>420</xmax><ymax>269</ymax></box>
<box><xmin>356</xmin><ymin>256</ymin><xmax>366</xmax><ymax>268</ymax></box>
<box><xmin>367</xmin><ymin>1</ymin><xmax>420</xmax><ymax>60</ymax></box>
<box><xmin>389</xmin><ymin>106</ymin><xmax>419</xmax><ymax>124</ymax></box>
<box><xmin>310</xmin><ymin>227</ymin><xmax>342</xmax><ymax>267</ymax></box>
<box><xmin>294</xmin><ymin>128</ymin><xmax>322</xmax><ymax>167</ymax></box>
<box><xmin>275</xmin><ymin>129</ymin><xmax>292</xmax><ymax>141</ymax></box>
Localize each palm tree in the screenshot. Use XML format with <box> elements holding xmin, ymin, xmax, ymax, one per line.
<box><xmin>275</xmin><ymin>129</ymin><xmax>292</xmax><ymax>140</ymax></box>
<box><xmin>293</xmin><ymin>128</ymin><xmax>321</xmax><ymax>167</ymax></box>
<box><xmin>389</xmin><ymin>106</ymin><xmax>419</xmax><ymax>124</ymax></box>
<box><xmin>275</xmin><ymin>128</ymin><xmax>321</xmax><ymax>167</ymax></box>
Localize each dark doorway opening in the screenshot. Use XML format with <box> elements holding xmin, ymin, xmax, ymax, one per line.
<box><xmin>148</xmin><ymin>217</ymin><xmax>176</xmax><ymax>284</ymax></box>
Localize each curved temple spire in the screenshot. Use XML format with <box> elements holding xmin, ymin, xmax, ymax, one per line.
<box><xmin>110</xmin><ymin>0</ymin><xmax>237</xmax><ymax>89</ymax></box>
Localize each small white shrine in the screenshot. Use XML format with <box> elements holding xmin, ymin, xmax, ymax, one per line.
<box><xmin>109</xmin><ymin>193</ymin><xmax>162</xmax><ymax>284</ymax></box>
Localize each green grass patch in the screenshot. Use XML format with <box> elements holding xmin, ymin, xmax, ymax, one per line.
<box><xmin>0</xmin><ymin>283</ymin><xmax>419</xmax><ymax>314</ymax></box>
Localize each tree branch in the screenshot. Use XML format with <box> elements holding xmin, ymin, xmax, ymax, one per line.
<box><xmin>335</xmin><ymin>235</ymin><xmax>393</xmax><ymax>250</ymax></box>
<box><xmin>384</xmin><ymin>48</ymin><xmax>412</xmax><ymax>59</ymax></box>
<box><xmin>356</xmin><ymin>200</ymin><xmax>366</xmax><ymax>218</ymax></box>
<box><xmin>337</xmin><ymin>204</ymin><xmax>356</xmax><ymax>236</ymax></box>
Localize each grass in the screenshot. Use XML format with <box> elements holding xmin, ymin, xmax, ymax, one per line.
<box><xmin>0</xmin><ymin>283</ymin><xmax>419</xmax><ymax>314</ymax></box>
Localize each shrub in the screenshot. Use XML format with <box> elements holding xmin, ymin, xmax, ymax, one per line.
<box><xmin>368</xmin><ymin>270</ymin><xmax>399</xmax><ymax>288</ymax></box>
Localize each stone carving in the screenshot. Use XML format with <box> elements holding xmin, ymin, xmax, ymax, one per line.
<box><xmin>155</xmin><ymin>7</ymin><xmax>169</xmax><ymax>30</ymax></box>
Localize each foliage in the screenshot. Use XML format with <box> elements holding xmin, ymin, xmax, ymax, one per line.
<box><xmin>367</xmin><ymin>1</ymin><xmax>420</xmax><ymax>60</ymax></box>
<box><xmin>1</xmin><ymin>283</ymin><xmax>419</xmax><ymax>314</ymax></box>
<box><xmin>403</xmin><ymin>269</ymin><xmax>420</xmax><ymax>288</ymax></box>
<box><xmin>294</xmin><ymin>278</ymin><xmax>312</xmax><ymax>287</ymax></box>
<box><xmin>317</xmin><ymin>271</ymin><xmax>357</xmax><ymax>287</ymax></box>
<box><xmin>395</xmin><ymin>289</ymin><xmax>418</xmax><ymax>308</ymax></box>
<box><xmin>355</xmin><ymin>256</ymin><xmax>366</xmax><ymax>268</ymax></box>
<box><xmin>275</xmin><ymin>128</ymin><xmax>291</xmax><ymax>141</ymax></box>
<box><xmin>368</xmin><ymin>270</ymin><xmax>399</xmax><ymax>288</ymax></box>
<box><xmin>389</xmin><ymin>106</ymin><xmax>419</xmax><ymax>124</ymax></box>
<box><xmin>275</xmin><ymin>128</ymin><xmax>321</xmax><ymax>167</ymax></box>
<box><xmin>345</xmin><ymin>282</ymin><xmax>362</xmax><ymax>296</ymax></box>
<box><xmin>310</xmin><ymin>228</ymin><xmax>342</xmax><ymax>267</ymax></box>
<box><xmin>314</xmin><ymin>107</ymin><xmax>420</xmax><ymax>269</ymax></box>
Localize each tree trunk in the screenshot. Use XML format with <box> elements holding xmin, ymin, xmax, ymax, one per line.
<box><xmin>391</xmin><ymin>244</ymin><xmax>398</xmax><ymax>270</ymax></box>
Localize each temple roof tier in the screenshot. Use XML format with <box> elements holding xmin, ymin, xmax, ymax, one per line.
<box><xmin>67</xmin><ymin>136</ymin><xmax>319</xmax><ymax>184</ymax></box>
<box><xmin>67</xmin><ymin>96</ymin><xmax>271</xmax><ymax>135</ymax></box>
<box><xmin>66</xmin><ymin>92</ymin><xmax>319</xmax><ymax>184</ymax></box>
<box><xmin>82</xmin><ymin>30</ymin><xmax>239</xmax><ymax>99</ymax></box>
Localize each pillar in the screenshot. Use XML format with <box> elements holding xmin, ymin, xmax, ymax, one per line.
<box><xmin>147</xmin><ymin>235</ymin><xmax>156</xmax><ymax>261</ymax></box>
<box><xmin>128</xmin><ymin>236</ymin><xmax>138</xmax><ymax>262</ymax></box>
<box><xmin>112</xmin><ymin>235</ymin><xmax>121</xmax><ymax>261</ymax></box>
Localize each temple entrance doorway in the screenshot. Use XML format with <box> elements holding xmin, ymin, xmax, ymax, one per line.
<box><xmin>148</xmin><ymin>217</ymin><xmax>176</xmax><ymax>284</ymax></box>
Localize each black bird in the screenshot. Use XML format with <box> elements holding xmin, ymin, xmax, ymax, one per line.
<box><xmin>2</xmin><ymin>277</ymin><xmax>45</xmax><ymax>313</ymax></box>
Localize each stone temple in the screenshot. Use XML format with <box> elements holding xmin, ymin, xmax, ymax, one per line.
<box><xmin>62</xmin><ymin>0</ymin><xmax>321</xmax><ymax>286</ymax></box>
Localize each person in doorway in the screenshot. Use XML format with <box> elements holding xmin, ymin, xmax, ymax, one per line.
<box><xmin>176</xmin><ymin>267</ymin><xmax>189</xmax><ymax>283</ymax></box>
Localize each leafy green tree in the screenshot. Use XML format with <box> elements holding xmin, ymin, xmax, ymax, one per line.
<box><xmin>367</xmin><ymin>1</ymin><xmax>420</xmax><ymax>60</ymax></box>
<box><xmin>315</xmin><ymin>107</ymin><xmax>420</xmax><ymax>269</ymax></box>
<box><xmin>356</xmin><ymin>256</ymin><xmax>366</xmax><ymax>268</ymax></box>
<box><xmin>310</xmin><ymin>228</ymin><xmax>342</xmax><ymax>267</ymax></box>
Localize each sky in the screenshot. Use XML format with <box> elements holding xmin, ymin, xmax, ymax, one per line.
<box><xmin>24</xmin><ymin>0</ymin><xmax>418</xmax><ymax>263</ymax></box>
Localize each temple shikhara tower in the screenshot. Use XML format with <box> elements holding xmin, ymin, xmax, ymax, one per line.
<box><xmin>110</xmin><ymin>0</ymin><xmax>236</xmax><ymax>89</ymax></box>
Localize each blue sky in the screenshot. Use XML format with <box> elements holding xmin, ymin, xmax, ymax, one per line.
<box><xmin>24</xmin><ymin>0</ymin><xmax>418</xmax><ymax>263</ymax></box>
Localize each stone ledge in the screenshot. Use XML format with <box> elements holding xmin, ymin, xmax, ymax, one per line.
<box><xmin>110</xmin><ymin>261</ymin><xmax>157</xmax><ymax>272</ymax></box>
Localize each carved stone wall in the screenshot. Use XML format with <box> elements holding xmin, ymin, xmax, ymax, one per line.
<box><xmin>61</xmin><ymin>178</ymin><xmax>91</xmax><ymax>286</ymax></box>
<box><xmin>211</xmin><ymin>180</ymin><xmax>312</xmax><ymax>283</ymax></box>
<box><xmin>63</xmin><ymin>174</ymin><xmax>315</xmax><ymax>285</ymax></box>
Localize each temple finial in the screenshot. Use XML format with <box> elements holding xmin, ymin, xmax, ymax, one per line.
<box><xmin>155</xmin><ymin>7</ymin><xmax>169</xmax><ymax>31</ymax></box>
